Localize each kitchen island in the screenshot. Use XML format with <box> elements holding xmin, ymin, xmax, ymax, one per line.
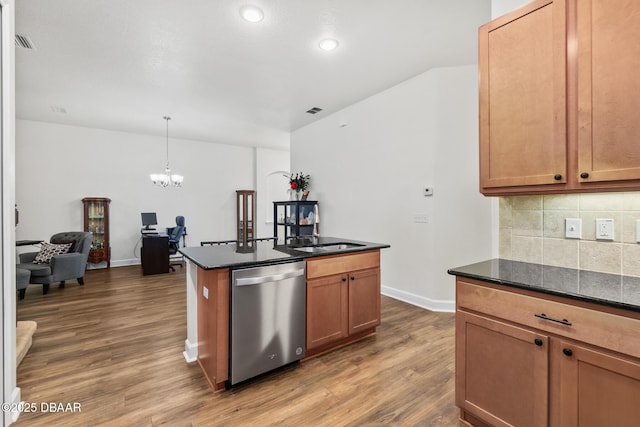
<box><xmin>180</xmin><ymin>236</ymin><xmax>390</xmax><ymax>391</ymax></box>
<box><xmin>448</xmin><ymin>259</ymin><xmax>640</xmax><ymax>426</ymax></box>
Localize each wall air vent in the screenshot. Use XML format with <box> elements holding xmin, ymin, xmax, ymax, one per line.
<box><xmin>15</xmin><ymin>34</ymin><xmax>36</xmax><ymax>50</ymax></box>
<box><xmin>306</xmin><ymin>107</ymin><xmax>323</xmax><ymax>114</ymax></box>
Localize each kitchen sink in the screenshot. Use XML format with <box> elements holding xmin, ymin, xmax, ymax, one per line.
<box><xmin>292</xmin><ymin>242</ymin><xmax>365</xmax><ymax>253</ymax></box>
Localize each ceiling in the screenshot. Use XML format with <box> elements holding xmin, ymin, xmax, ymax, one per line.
<box><xmin>15</xmin><ymin>0</ymin><xmax>491</xmax><ymax>150</ymax></box>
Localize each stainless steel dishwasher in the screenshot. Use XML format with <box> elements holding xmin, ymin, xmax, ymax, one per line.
<box><xmin>230</xmin><ymin>260</ymin><xmax>306</xmax><ymax>385</ymax></box>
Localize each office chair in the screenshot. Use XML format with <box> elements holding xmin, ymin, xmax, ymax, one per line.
<box><xmin>167</xmin><ymin>216</ymin><xmax>186</xmax><ymax>271</ymax></box>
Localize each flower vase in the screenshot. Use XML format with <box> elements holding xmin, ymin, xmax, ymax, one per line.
<box><xmin>295</xmin><ymin>190</ymin><xmax>302</xmax><ymax>200</ymax></box>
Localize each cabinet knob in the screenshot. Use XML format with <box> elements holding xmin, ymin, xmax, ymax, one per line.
<box><xmin>562</xmin><ymin>348</ymin><xmax>573</xmax><ymax>357</ymax></box>
<box><xmin>534</xmin><ymin>338</ymin><xmax>543</xmax><ymax>347</ymax></box>
<box><xmin>580</xmin><ymin>172</ymin><xmax>589</xmax><ymax>179</ymax></box>
<box><xmin>554</xmin><ymin>174</ymin><xmax>562</xmax><ymax>181</ymax></box>
<box><xmin>350</xmin><ymin>276</ymin><xmax>355</xmax><ymax>281</ymax></box>
<box><xmin>341</xmin><ymin>277</ymin><xmax>347</xmax><ymax>282</ymax></box>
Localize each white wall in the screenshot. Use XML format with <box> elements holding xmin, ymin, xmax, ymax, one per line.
<box><xmin>16</xmin><ymin>119</ymin><xmax>261</xmax><ymax>265</ymax></box>
<box><xmin>491</xmin><ymin>0</ymin><xmax>531</xmax><ymax>18</ymax></box>
<box><xmin>255</xmin><ymin>147</ymin><xmax>290</xmax><ymax>237</ymax></box>
<box><xmin>291</xmin><ymin>65</ymin><xmax>492</xmax><ymax>310</ymax></box>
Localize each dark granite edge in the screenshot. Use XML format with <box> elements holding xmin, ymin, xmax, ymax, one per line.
<box><xmin>180</xmin><ymin>237</ymin><xmax>390</xmax><ymax>270</ymax></box>
<box><xmin>448</xmin><ymin>259</ymin><xmax>640</xmax><ymax>314</ymax></box>
<box><xmin>181</xmin><ymin>254</ymin><xmax>308</xmax><ymax>270</ymax></box>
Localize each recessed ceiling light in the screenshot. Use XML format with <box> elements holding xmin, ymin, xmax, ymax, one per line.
<box><xmin>239</xmin><ymin>5</ymin><xmax>264</xmax><ymax>23</ymax></box>
<box><xmin>318</xmin><ymin>39</ymin><xmax>339</xmax><ymax>51</ymax></box>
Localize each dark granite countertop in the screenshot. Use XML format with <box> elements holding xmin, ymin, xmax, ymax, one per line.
<box><xmin>448</xmin><ymin>259</ymin><xmax>640</xmax><ymax>313</ymax></box>
<box><xmin>179</xmin><ymin>236</ymin><xmax>390</xmax><ymax>270</ymax></box>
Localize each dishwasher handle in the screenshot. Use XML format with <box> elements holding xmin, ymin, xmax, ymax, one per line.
<box><xmin>235</xmin><ymin>268</ymin><xmax>305</xmax><ymax>287</ymax></box>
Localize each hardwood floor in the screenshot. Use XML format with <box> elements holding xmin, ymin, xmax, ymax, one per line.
<box><xmin>15</xmin><ymin>266</ymin><xmax>459</xmax><ymax>426</ymax></box>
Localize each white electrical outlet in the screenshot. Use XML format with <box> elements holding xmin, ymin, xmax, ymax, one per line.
<box><xmin>596</xmin><ymin>218</ymin><xmax>614</xmax><ymax>240</ymax></box>
<box><xmin>413</xmin><ymin>214</ymin><xmax>428</xmax><ymax>223</ymax></box>
<box><xmin>565</xmin><ymin>218</ymin><xmax>582</xmax><ymax>239</ymax></box>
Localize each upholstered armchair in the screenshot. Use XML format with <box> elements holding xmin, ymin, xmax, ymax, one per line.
<box><xmin>17</xmin><ymin>232</ymin><xmax>93</xmax><ymax>295</ymax></box>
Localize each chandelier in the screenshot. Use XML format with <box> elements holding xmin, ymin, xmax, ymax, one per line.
<box><xmin>150</xmin><ymin>116</ymin><xmax>184</xmax><ymax>187</ymax></box>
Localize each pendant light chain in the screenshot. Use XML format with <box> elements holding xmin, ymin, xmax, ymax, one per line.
<box><xmin>149</xmin><ymin>115</ymin><xmax>184</xmax><ymax>187</ymax></box>
<box><xmin>165</xmin><ymin>116</ymin><xmax>171</xmax><ymax>170</ymax></box>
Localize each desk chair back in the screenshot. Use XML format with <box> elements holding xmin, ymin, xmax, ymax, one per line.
<box><xmin>168</xmin><ymin>216</ymin><xmax>186</xmax><ymax>253</ymax></box>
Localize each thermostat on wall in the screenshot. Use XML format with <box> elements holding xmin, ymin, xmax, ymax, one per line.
<box><xmin>424</xmin><ymin>187</ymin><xmax>434</xmax><ymax>197</ymax></box>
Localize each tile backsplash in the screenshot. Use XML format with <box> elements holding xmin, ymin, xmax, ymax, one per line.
<box><xmin>499</xmin><ymin>192</ymin><xmax>640</xmax><ymax>277</ymax></box>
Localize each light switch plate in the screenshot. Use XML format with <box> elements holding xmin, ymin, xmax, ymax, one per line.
<box><xmin>413</xmin><ymin>214</ymin><xmax>428</xmax><ymax>223</ymax></box>
<box><xmin>596</xmin><ymin>218</ymin><xmax>614</xmax><ymax>240</ymax></box>
<box><xmin>565</xmin><ymin>218</ymin><xmax>582</xmax><ymax>239</ymax></box>
<box><xmin>637</xmin><ymin>220</ymin><xmax>640</xmax><ymax>243</ymax></box>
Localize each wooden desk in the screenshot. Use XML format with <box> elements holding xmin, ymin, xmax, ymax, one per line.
<box><xmin>141</xmin><ymin>235</ymin><xmax>169</xmax><ymax>275</ymax></box>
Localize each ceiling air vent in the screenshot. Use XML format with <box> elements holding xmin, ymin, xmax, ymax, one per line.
<box><xmin>15</xmin><ymin>34</ymin><xmax>35</xmax><ymax>50</ymax></box>
<box><xmin>306</xmin><ymin>107</ymin><xmax>323</xmax><ymax>114</ymax></box>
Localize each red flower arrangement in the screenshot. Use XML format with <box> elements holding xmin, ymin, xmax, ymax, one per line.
<box><xmin>285</xmin><ymin>172</ymin><xmax>310</xmax><ymax>192</ymax></box>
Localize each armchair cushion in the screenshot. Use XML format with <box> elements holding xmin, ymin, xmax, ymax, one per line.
<box><xmin>33</xmin><ymin>242</ymin><xmax>72</xmax><ymax>264</ymax></box>
<box><xmin>17</xmin><ymin>262</ymin><xmax>52</xmax><ymax>278</ymax></box>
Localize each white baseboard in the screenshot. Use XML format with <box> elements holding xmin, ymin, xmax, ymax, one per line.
<box><xmin>110</xmin><ymin>259</ymin><xmax>140</xmax><ymax>267</ymax></box>
<box><xmin>183</xmin><ymin>339</ymin><xmax>197</xmax><ymax>363</ymax></box>
<box><xmin>381</xmin><ymin>285</ymin><xmax>455</xmax><ymax>313</ymax></box>
<box><xmin>86</xmin><ymin>259</ymin><xmax>140</xmax><ymax>269</ymax></box>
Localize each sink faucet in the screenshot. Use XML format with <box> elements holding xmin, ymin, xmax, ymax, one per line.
<box><xmin>312</xmin><ymin>204</ymin><xmax>320</xmax><ymax>238</ymax></box>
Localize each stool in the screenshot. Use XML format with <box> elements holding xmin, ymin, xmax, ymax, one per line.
<box><xmin>16</xmin><ymin>320</ymin><xmax>37</xmax><ymax>366</ymax></box>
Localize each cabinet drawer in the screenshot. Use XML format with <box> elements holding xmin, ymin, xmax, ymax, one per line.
<box><xmin>306</xmin><ymin>251</ymin><xmax>380</xmax><ymax>279</ymax></box>
<box><xmin>457</xmin><ymin>280</ymin><xmax>640</xmax><ymax>359</ymax></box>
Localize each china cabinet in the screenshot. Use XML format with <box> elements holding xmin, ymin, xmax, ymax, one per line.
<box><xmin>82</xmin><ymin>197</ymin><xmax>111</xmax><ymax>267</ymax></box>
<box><xmin>236</xmin><ymin>190</ymin><xmax>255</xmax><ymax>244</ymax></box>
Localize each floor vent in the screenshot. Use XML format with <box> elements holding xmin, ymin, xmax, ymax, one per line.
<box><xmin>15</xmin><ymin>34</ymin><xmax>36</xmax><ymax>50</ymax></box>
<box><xmin>306</xmin><ymin>107</ymin><xmax>323</xmax><ymax>114</ymax></box>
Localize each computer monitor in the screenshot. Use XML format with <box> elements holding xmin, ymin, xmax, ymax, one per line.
<box><xmin>141</xmin><ymin>212</ymin><xmax>158</xmax><ymax>230</ymax></box>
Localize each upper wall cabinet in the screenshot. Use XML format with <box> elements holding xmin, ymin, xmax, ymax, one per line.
<box><xmin>479</xmin><ymin>0</ymin><xmax>567</xmax><ymax>193</ymax></box>
<box><xmin>576</xmin><ymin>0</ymin><xmax>640</xmax><ymax>185</ymax></box>
<box><xmin>479</xmin><ymin>0</ymin><xmax>640</xmax><ymax>195</ymax></box>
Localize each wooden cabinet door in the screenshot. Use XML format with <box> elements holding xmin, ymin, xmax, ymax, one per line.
<box><xmin>306</xmin><ymin>274</ymin><xmax>348</xmax><ymax>350</ymax></box>
<box><xmin>197</xmin><ymin>268</ymin><xmax>229</xmax><ymax>391</ymax></box>
<box><xmin>557</xmin><ymin>341</ymin><xmax>640</xmax><ymax>427</ymax></box>
<box><xmin>348</xmin><ymin>268</ymin><xmax>380</xmax><ymax>335</ymax></box>
<box><xmin>576</xmin><ymin>0</ymin><xmax>640</xmax><ymax>184</ymax></box>
<box><xmin>456</xmin><ymin>311</ymin><xmax>549</xmax><ymax>427</ymax></box>
<box><xmin>479</xmin><ymin>0</ymin><xmax>567</xmax><ymax>191</ymax></box>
